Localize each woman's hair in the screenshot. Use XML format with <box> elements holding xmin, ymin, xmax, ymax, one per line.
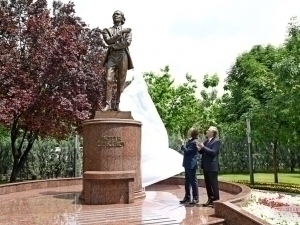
<box><xmin>189</xmin><ymin>127</ymin><xmax>199</xmax><ymax>139</ymax></box>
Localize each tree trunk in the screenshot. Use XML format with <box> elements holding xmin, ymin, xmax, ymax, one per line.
<box><xmin>290</xmin><ymin>150</ymin><xmax>296</xmax><ymax>172</ymax></box>
<box><xmin>9</xmin><ymin>137</ymin><xmax>37</xmax><ymax>182</ymax></box>
<box><xmin>9</xmin><ymin>116</ymin><xmax>39</xmax><ymax>183</ymax></box>
<box><xmin>272</xmin><ymin>140</ymin><xmax>278</xmax><ymax>183</ymax></box>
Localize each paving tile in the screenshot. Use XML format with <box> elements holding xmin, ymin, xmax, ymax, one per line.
<box><xmin>0</xmin><ymin>184</ymin><xmax>232</xmax><ymax>225</ymax></box>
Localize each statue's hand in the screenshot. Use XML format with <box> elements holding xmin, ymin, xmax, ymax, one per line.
<box><xmin>121</xmin><ymin>28</ymin><xmax>131</xmax><ymax>33</ymax></box>
<box><xmin>103</xmin><ymin>43</ymin><xmax>113</xmax><ymax>49</ymax></box>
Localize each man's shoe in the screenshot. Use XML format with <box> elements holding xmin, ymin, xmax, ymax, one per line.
<box><xmin>179</xmin><ymin>196</ymin><xmax>190</xmax><ymax>204</ymax></box>
<box><xmin>189</xmin><ymin>197</ymin><xmax>199</xmax><ymax>204</ymax></box>
<box><xmin>203</xmin><ymin>198</ymin><xmax>213</xmax><ymax>207</ymax></box>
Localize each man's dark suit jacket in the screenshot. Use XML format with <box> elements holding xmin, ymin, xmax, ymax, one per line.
<box><xmin>199</xmin><ymin>138</ymin><xmax>221</xmax><ymax>172</ymax></box>
<box><xmin>181</xmin><ymin>138</ymin><xmax>198</xmax><ymax>170</ymax></box>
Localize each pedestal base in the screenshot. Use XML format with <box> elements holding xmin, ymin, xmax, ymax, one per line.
<box><xmin>83</xmin><ymin>171</ymin><xmax>135</xmax><ymax>205</ymax></box>
<box><xmin>80</xmin><ymin>188</ymin><xmax>146</xmax><ymax>203</ymax></box>
<box><xmin>81</xmin><ymin>111</ymin><xmax>145</xmax><ymax>205</ymax></box>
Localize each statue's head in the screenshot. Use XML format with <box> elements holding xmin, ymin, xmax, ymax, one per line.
<box><xmin>112</xmin><ymin>10</ymin><xmax>125</xmax><ymax>25</ymax></box>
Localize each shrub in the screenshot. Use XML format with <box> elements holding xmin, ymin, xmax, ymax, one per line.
<box><xmin>234</xmin><ymin>180</ymin><xmax>300</xmax><ymax>194</ymax></box>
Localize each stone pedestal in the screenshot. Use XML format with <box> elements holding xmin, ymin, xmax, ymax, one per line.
<box><xmin>81</xmin><ymin>111</ymin><xmax>145</xmax><ymax>204</ymax></box>
<box><xmin>83</xmin><ymin>171</ymin><xmax>135</xmax><ymax>204</ymax></box>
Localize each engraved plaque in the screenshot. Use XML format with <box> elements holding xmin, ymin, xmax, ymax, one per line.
<box><xmin>98</xmin><ymin>136</ymin><xmax>125</xmax><ymax>147</ymax></box>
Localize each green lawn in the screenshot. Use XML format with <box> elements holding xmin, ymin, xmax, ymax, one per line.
<box><xmin>1</xmin><ymin>173</ymin><xmax>300</xmax><ymax>186</ymax></box>
<box><xmin>216</xmin><ymin>173</ymin><xmax>300</xmax><ymax>185</ymax></box>
<box><xmin>0</xmin><ymin>180</ymin><xmax>8</xmax><ymax>185</ymax></box>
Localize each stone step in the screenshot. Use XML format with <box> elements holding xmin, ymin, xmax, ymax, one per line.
<box><xmin>201</xmin><ymin>217</ymin><xmax>225</xmax><ymax>225</ymax></box>
<box><xmin>94</xmin><ymin>110</ymin><xmax>133</xmax><ymax>119</ymax></box>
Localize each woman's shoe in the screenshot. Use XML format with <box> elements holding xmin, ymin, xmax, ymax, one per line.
<box><xmin>179</xmin><ymin>196</ymin><xmax>191</xmax><ymax>204</ymax></box>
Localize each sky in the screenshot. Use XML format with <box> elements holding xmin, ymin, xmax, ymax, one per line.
<box><xmin>49</xmin><ymin>0</ymin><xmax>300</xmax><ymax>95</ymax></box>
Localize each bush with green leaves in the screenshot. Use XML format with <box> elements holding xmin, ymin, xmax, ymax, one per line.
<box><xmin>234</xmin><ymin>180</ymin><xmax>300</xmax><ymax>194</ymax></box>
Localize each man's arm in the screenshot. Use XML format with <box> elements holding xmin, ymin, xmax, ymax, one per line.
<box><xmin>201</xmin><ymin>140</ymin><xmax>221</xmax><ymax>157</ymax></box>
<box><xmin>197</xmin><ymin>140</ymin><xmax>207</xmax><ymax>154</ymax></box>
<box><xmin>183</xmin><ymin>142</ymin><xmax>198</xmax><ymax>156</ymax></box>
<box><xmin>181</xmin><ymin>144</ymin><xmax>187</xmax><ymax>153</ymax></box>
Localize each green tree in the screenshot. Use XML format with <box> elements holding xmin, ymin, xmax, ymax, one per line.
<box><xmin>273</xmin><ymin>17</ymin><xmax>300</xmax><ymax>173</ymax></box>
<box><xmin>0</xmin><ymin>126</ymin><xmax>11</xmax><ymax>180</ymax></box>
<box><xmin>274</xmin><ymin>17</ymin><xmax>300</xmax><ymax>133</ymax></box>
<box><xmin>198</xmin><ymin>73</ymin><xmax>221</xmax><ymax>130</ymax></box>
<box><xmin>221</xmin><ymin>44</ymin><xmax>287</xmax><ymax>183</ymax></box>
<box><xmin>144</xmin><ymin>66</ymin><xmax>202</xmax><ymax>137</ymax></box>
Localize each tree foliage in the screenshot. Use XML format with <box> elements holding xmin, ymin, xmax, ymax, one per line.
<box><xmin>143</xmin><ymin>17</ymin><xmax>300</xmax><ymax>179</ymax></box>
<box><xmin>2</xmin><ymin>5</ymin><xmax>300</xmax><ymax>184</ymax></box>
<box><xmin>218</xmin><ymin>18</ymin><xmax>300</xmax><ymax>181</ymax></box>
<box><xmin>144</xmin><ymin>65</ymin><xmax>202</xmax><ymax>137</ymax></box>
<box><xmin>0</xmin><ymin>0</ymin><xmax>106</xmax><ymax>182</ymax></box>
<box><xmin>198</xmin><ymin>73</ymin><xmax>221</xmax><ymax>129</ymax></box>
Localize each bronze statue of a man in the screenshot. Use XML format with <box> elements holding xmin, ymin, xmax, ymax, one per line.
<box><xmin>101</xmin><ymin>10</ymin><xmax>133</xmax><ymax>111</ymax></box>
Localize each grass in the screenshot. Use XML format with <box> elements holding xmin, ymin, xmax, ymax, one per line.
<box><xmin>217</xmin><ymin>173</ymin><xmax>300</xmax><ymax>185</ymax></box>
<box><xmin>192</xmin><ymin>172</ymin><xmax>300</xmax><ymax>193</ymax></box>
<box><xmin>0</xmin><ymin>180</ymin><xmax>8</xmax><ymax>185</ymax></box>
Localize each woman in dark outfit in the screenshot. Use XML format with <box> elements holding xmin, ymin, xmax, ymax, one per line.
<box><xmin>179</xmin><ymin>127</ymin><xmax>199</xmax><ymax>204</ymax></box>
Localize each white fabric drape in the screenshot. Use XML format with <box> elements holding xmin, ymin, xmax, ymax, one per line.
<box><xmin>119</xmin><ymin>75</ymin><xmax>184</xmax><ymax>187</ymax></box>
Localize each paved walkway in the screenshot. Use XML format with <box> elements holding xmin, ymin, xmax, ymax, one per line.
<box><xmin>0</xmin><ymin>184</ymin><xmax>234</xmax><ymax>225</ymax></box>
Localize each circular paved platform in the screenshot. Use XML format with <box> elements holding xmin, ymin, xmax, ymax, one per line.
<box><xmin>0</xmin><ymin>184</ymin><xmax>233</xmax><ymax>225</ymax></box>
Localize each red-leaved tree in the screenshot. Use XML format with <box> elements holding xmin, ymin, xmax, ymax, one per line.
<box><xmin>0</xmin><ymin>0</ymin><xmax>106</xmax><ymax>182</ymax></box>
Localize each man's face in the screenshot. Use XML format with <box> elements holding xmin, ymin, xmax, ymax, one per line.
<box><xmin>113</xmin><ymin>11</ymin><xmax>123</xmax><ymax>23</ymax></box>
<box><xmin>206</xmin><ymin>129</ymin><xmax>214</xmax><ymax>138</ymax></box>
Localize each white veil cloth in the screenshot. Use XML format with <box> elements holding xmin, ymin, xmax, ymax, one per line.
<box><xmin>119</xmin><ymin>75</ymin><xmax>184</xmax><ymax>187</ymax></box>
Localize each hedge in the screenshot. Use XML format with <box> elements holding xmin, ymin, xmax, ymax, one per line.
<box><xmin>234</xmin><ymin>180</ymin><xmax>300</xmax><ymax>194</ymax></box>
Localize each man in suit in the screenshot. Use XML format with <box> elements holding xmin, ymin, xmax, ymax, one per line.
<box><xmin>197</xmin><ymin>126</ymin><xmax>221</xmax><ymax>207</ymax></box>
<box><xmin>102</xmin><ymin>10</ymin><xmax>134</xmax><ymax>111</ymax></box>
<box><xmin>179</xmin><ymin>128</ymin><xmax>199</xmax><ymax>204</ymax></box>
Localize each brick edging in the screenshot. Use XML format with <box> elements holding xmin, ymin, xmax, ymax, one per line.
<box><xmin>0</xmin><ymin>178</ymin><xmax>82</xmax><ymax>195</ymax></box>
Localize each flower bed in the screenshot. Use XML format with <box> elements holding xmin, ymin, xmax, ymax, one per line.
<box><xmin>242</xmin><ymin>190</ymin><xmax>300</xmax><ymax>225</ymax></box>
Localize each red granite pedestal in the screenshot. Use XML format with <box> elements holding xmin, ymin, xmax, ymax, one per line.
<box><xmin>81</xmin><ymin>111</ymin><xmax>145</xmax><ymax>205</ymax></box>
